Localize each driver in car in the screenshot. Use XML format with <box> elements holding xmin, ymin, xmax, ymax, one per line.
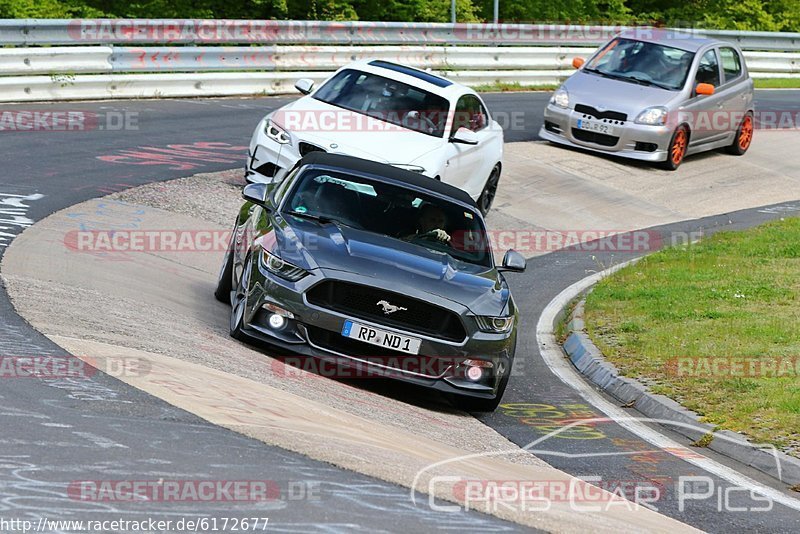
<box><xmin>404</xmin><ymin>204</ymin><xmax>451</xmax><ymax>243</ymax></box>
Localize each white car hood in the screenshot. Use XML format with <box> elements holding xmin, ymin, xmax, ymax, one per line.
<box><xmin>272</xmin><ymin>97</ymin><xmax>443</xmax><ymax>167</ymax></box>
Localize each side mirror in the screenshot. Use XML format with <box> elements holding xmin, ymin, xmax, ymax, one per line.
<box><xmin>696</xmin><ymin>83</ymin><xmax>715</xmax><ymax>96</ymax></box>
<box><xmin>242</xmin><ymin>183</ymin><xmax>271</xmax><ymax>209</ymax></box>
<box><xmin>572</xmin><ymin>57</ymin><xmax>586</xmax><ymax>69</ymax></box>
<box><xmin>500</xmin><ymin>250</ymin><xmax>526</xmax><ymax>272</ymax></box>
<box><xmin>295</xmin><ymin>78</ymin><xmax>315</xmax><ymax>95</ymax></box>
<box><xmin>450</xmin><ymin>127</ymin><xmax>479</xmax><ymax>145</ymax></box>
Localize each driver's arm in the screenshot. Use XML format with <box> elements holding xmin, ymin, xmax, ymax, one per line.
<box><xmin>403</xmin><ymin>229</ymin><xmax>451</xmax><ymax>243</ymax></box>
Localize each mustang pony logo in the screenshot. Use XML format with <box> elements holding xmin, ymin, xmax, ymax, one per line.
<box><xmin>376</xmin><ymin>300</ymin><xmax>407</xmax><ymax>315</ymax></box>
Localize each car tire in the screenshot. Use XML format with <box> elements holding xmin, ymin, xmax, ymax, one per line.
<box><xmin>660</xmin><ymin>125</ymin><xmax>689</xmax><ymax>171</ymax></box>
<box><xmin>726</xmin><ymin>112</ymin><xmax>754</xmax><ymax>155</ymax></box>
<box><xmin>478</xmin><ymin>164</ymin><xmax>501</xmax><ymax>215</ymax></box>
<box><xmin>214</xmin><ymin>221</ymin><xmax>237</xmax><ymax>304</ymax></box>
<box><xmin>452</xmin><ymin>365</ymin><xmax>511</xmax><ymax>412</ymax></box>
<box><xmin>229</xmin><ymin>254</ymin><xmax>253</xmax><ymax>341</ymax></box>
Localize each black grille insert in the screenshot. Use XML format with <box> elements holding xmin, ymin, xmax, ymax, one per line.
<box><xmin>574</xmin><ymin>104</ymin><xmax>628</xmax><ymax>123</ymax></box>
<box><xmin>634</xmin><ymin>141</ymin><xmax>658</xmax><ymax>152</ymax></box>
<box><xmin>572</xmin><ymin>128</ymin><xmax>619</xmax><ymax>147</ymax></box>
<box><xmin>544</xmin><ymin>120</ymin><xmax>561</xmax><ymax>133</ymax></box>
<box><xmin>255</xmin><ymin>161</ymin><xmax>279</xmax><ymax>177</ymax></box>
<box><xmin>299</xmin><ymin>142</ymin><xmax>326</xmax><ymax>157</ymax></box>
<box><xmin>306</xmin><ymin>281</ymin><xmax>466</xmax><ymax>342</ymax></box>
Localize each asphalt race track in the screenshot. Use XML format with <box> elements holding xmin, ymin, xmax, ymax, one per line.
<box><xmin>1</xmin><ymin>91</ymin><xmax>800</xmax><ymax>532</ymax></box>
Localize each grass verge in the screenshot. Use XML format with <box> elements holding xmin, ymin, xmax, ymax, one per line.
<box><xmin>584</xmin><ymin>217</ymin><xmax>800</xmax><ymax>457</ymax></box>
<box><xmin>475</xmin><ymin>79</ymin><xmax>800</xmax><ymax>92</ymax></box>
<box><xmin>754</xmin><ymin>78</ymin><xmax>800</xmax><ymax>89</ymax></box>
<box><xmin>473</xmin><ymin>81</ymin><xmax>559</xmax><ymax>92</ymax></box>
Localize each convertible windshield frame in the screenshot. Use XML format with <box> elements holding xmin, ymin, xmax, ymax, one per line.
<box><xmin>281</xmin><ymin>167</ymin><xmax>493</xmax><ymax>268</ymax></box>
<box><xmin>585</xmin><ymin>38</ymin><xmax>696</xmax><ymax>91</ymax></box>
<box><xmin>312</xmin><ymin>69</ymin><xmax>451</xmax><ymax>138</ymax></box>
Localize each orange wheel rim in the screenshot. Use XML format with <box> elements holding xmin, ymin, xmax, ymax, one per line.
<box><xmin>671</xmin><ymin>129</ymin><xmax>687</xmax><ymax>165</ymax></box>
<box><xmin>739</xmin><ymin>116</ymin><xmax>753</xmax><ymax>150</ymax></box>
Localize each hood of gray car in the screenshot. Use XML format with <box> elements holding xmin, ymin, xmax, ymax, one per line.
<box><xmin>272</xmin><ymin>216</ymin><xmax>509</xmax><ymax>316</ymax></box>
<box><xmin>563</xmin><ymin>71</ymin><xmax>683</xmax><ymax>119</ymax></box>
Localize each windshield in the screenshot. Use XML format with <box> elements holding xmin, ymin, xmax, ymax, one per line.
<box><xmin>313</xmin><ymin>69</ymin><xmax>450</xmax><ymax>138</ymax></box>
<box><xmin>283</xmin><ymin>168</ymin><xmax>492</xmax><ymax>267</ymax></box>
<box><xmin>585</xmin><ymin>38</ymin><xmax>695</xmax><ymax>91</ymax></box>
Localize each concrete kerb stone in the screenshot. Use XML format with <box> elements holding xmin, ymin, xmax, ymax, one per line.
<box><xmin>561</xmin><ymin>291</ymin><xmax>800</xmax><ymax>487</ymax></box>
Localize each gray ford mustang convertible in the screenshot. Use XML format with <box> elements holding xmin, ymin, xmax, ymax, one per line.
<box><xmin>215</xmin><ymin>152</ymin><xmax>525</xmax><ymax>411</ymax></box>
<box><xmin>540</xmin><ymin>29</ymin><xmax>755</xmax><ymax>169</ymax></box>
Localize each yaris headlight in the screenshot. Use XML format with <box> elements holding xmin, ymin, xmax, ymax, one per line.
<box><xmin>635</xmin><ymin>106</ymin><xmax>668</xmax><ymax>126</ymax></box>
<box><xmin>260</xmin><ymin>249</ymin><xmax>307</xmax><ymax>282</ymax></box>
<box><xmin>475</xmin><ymin>316</ymin><xmax>514</xmax><ymax>334</ymax></box>
<box><xmin>265</xmin><ymin>119</ymin><xmax>291</xmax><ymax>145</ymax></box>
<box><xmin>550</xmin><ymin>88</ymin><xmax>570</xmax><ymax>109</ymax></box>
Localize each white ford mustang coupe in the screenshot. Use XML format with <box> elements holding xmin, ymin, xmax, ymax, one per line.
<box><xmin>245</xmin><ymin>59</ymin><xmax>504</xmax><ymax>214</ymax></box>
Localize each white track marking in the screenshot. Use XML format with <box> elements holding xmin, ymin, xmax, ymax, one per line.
<box><xmin>536</xmin><ymin>260</ymin><xmax>800</xmax><ymax>512</ymax></box>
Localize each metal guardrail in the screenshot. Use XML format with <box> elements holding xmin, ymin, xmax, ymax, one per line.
<box><xmin>0</xmin><ymin>20</ymin><xmax>798</xmax><ymax>102</ymax></box>
<box><xmin>0</xmin><ymin>45</ymin><xmax>597</xmax><ymax>75</ymax></box>
<box><xmin>1</xmin><ymin>46</ymin><xmax>797</xmax><ymax>77</ymax></box>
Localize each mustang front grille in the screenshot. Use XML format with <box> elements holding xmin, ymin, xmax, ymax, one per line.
<box><xmin>306</xmin><ymin>281</ymin><xmax>467</xmax><ymax>342</ymax></box>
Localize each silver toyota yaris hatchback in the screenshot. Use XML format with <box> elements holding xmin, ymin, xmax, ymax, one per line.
<box><xmin>540</xmin><ymin>29</ymin><xmax>755</xmax><ymax>170</ymax></box>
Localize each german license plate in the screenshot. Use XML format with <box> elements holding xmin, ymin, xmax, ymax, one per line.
<box><xmin>577</xmin><ymin>118</ymin><xmax>615</xmax><ymax>136</ymax></box>
<box><xmin>341</xmin><ymin>320</ymin><xmax>421</xmax><ymax>355</ymax></box>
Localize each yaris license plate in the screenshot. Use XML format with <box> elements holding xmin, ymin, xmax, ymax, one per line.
<box><xmin>342</xmin><ymin>320</ymin><xmax>421</xmax><ymax>355</ymax></box>
<box><xmin>577</xmin><ymin>118</ymin><xmax>615</xmax><ymax>136</ymax></box>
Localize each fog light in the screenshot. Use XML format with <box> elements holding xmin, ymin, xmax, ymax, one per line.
<box><xmin>268</xmin><ymin>313</ymin><xmax>287</xmax><ymax>330</ymax></box>
<box><xmin>466</xmin><ymin>366</ymin><xmax>484</xmax><ymax>381</ymax></box>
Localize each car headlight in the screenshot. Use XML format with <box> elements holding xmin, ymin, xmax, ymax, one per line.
<box><xmin>635</xmin><ymin>106</ymin><xmax>668</xmax><ymax>126</ymax></box>
<box><xmin>265</xmin><ymin>119</ymin><xmax>291</xmax><ymax>145</ymax></box>
<box><xmin>550</xmin><ymin>88</ymin><xmax>569</xmax><ymax>109</ymax></box>
<box><xmin>260</xmin><ymin>249</ymin><xmax>307</xmax><ymax>282</ymax></box>
<box><xmin>475</xmin><ymin>316</ymin><xmax>514</xmax><ymax>334</ymax></box>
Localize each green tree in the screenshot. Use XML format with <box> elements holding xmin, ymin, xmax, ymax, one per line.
<box><xmin>0</xmin><ymin>0</ymin><xmax>72</xmax><ymax>17</ymax></box>
<box><xmin>288</xmin><ymin>0</ymin><xmax>358</xmax><ymax>20</ymax></box>
<box><xmin>349</xmin><ymin>0</ymin><xmax>478</xmax><ymax>22</ymax></box>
